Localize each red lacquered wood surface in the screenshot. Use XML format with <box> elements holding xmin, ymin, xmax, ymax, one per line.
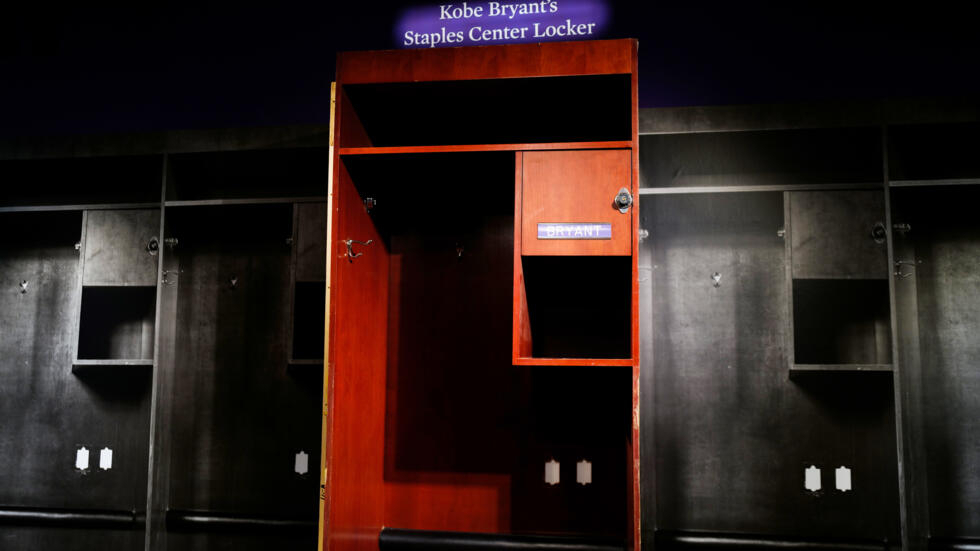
<box><xmin>337</xmin><ymin>39</ymin><xmax>633</xmax><ymax>84</ymax></box>
<box><xmin>381</xmin><ymin>212</ymin><xmax>517</xmax><ymax>534</ymax></box>
<box><xmin>323</xmin><ymin>38</ymin><xmax>642</xmax><ymax>551</ymax></box>
<box><xmin>385</xmin><ymin>474</ymin><xmax>512</xmax><ymax>532</ymax></box>
<box><xmin>521</xmin><ymin>149</ymin><xmax>632</xmax><ymax>256</ymax></box>
<box><xmin>512</xmin><ymin>152</ymin><xmax>534</xmax><ymax>363</ymax></box>
<box><xmin>324</xmin><ymin>161</ymin><xmax>389</xmax><ymax>551</ymax></box>
<box><xmin>338</xmin><ymin>86</ymin><xmax>372</xmax><ymax>149</ymax></box>
<box><xmin>628</xmin><ymin>39</ymin><xmax>640</xmax><ymax>551</ymax></box>
<box><xmin>339</xmin><ymin>141</ymin><xmax>632</xmax><ymax>156</ymax></box>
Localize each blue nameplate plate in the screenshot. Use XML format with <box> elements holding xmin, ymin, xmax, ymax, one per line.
<box><xmin>537</xmin><ymin>223</ymin><xmax>611</xmax><ymax>240</ymax></box>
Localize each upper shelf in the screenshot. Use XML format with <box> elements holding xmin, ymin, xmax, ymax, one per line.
<box><xmin>166</xmin><ymin>147</ymin><xmax>328</xmax><ymax>202</ymax></box>
<box><xmin>790</xmin><ymin>363</ymin><xmax>893</xmax><ymax>374</ymax></box>
<box><xmin>639</xmin><ymin>127</ymin><xmax>883</xmax><ymax>191</ymax></box>
<box><xmin>339</xmin><ymin>141</ymin><xmax>633</xmax><ymax>156</ymax></box>
<box><xmin>0</xmin><ymin>155</ymin><xmax>162</xmax><ymax>209</ymax></box>
<box><xmin>339</xmin><ymin>73</ymin><xmax>632</xmax><ymax>149</ymax></box>
<box><xmin>337</xmin><ymin>39</ymin><xmax>635</xmax><ymax>84</ymax></box>
<box><xmin>889</xmin><ymin>122</ymin><xmax>980</xmax><ymax>181</ymax></box>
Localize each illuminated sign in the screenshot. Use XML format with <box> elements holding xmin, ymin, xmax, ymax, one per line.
<box><xmin>396</xmin><ymin>0</ymin><xmax>610</xmax><ymax>48</ymax></box>
<box><xmin>537</xmin><ymin>223</ymin><xmax>612</xmax><ymax>239</ymax></box>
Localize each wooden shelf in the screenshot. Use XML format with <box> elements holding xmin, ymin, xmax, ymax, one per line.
<box><xmin>287</xmin><ymin>359</ymin><xmax>323</xmax><ymax>365</ymax></box>
<box><xmin>790</xmin><ymin>363</ymin><xmax>894</xmax><ymax>373</ymax></box>
<box><xmin>0</xmin><ymin>202</ymin><xmax>159</xmax><ymax>213</ymax></box>
<box><xmin>72</xmin><ymin>359</ymin><xmax>154</xmax><ymax>374</ymax></box>
<box><xmin>164</xmin><ymin>196</ymin><xmax>326</xmax><ymax>207</ymax></box>
<box><xmin>638</xmin><ymin>182</ymin><xmax>883</xmax><ymax>195</ymax></box>
<box><xmin>287</xmin><ymin>359</ymin><xmax>323</xmax><ymax>374</ymax></box>
<box><xmin>339</xmin><ymin>141</ymin><xmax>632</xmax><ymax>156</ymax></box>
<box><xmin>514</xmin><ymin>357</ymin><xmax>633</xmax><ymax>367</ymax></box>
<box><xmin>73</xmin><ymin>359</ymin><xmax>153</xmax><ymax>366</ymax></box>
<box><xmin>889</xmin><ymin>177</ymin><xmax>980</xmax><ymax>188</ymax></box>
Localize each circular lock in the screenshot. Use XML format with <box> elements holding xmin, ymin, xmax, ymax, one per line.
<box><xmin>614</xmin><ymin>187</ymin><xmax>633</xmax><ymax>213</ymax></box>
<box><xmin>871</xmin><ymin>222</ymin><xmax>886</xmax><ymax>244</ymax></box>
<box><xmin>146</xmin><ymin>237</ymin><xmax>160</xmax><ymax>256</ymax></box>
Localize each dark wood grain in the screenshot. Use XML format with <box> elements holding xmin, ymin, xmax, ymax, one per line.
<box><xmin>789</xmin><ymin>191</ymin><xmax>889</xmax><ymax>279</ymax></box>
<box><xmin>0</xmin><ymin>525</ymin><xmax>143</xmax><ymax>551</ymax></box>
<box><xmin>82</xmin><ymin>209</ymin><xmax>161</xmax><ymax>286</ymax></box>
<box><xmin>294</xmin><ymin>202</ymin><xmax>328</xmax><ymax>283</ymax></box>
<box><xmin>164</xmin><ymin>205</ymin><xmax>320</xmax><ymax>519</ymax></box>
<box><xmin>640</xmin><ymin>193</ymin><xmax>900</xmax><ymax>543</ymax></box>
<box><xmin>638</xmin><ymin>128</ymin><xmax>883</xmax><ymax>191</ymax></box>
<box><xmin>891</xmin><ymin>186</ymin><xmax>980</xmax><ymax>539</ymax></box>
<box><xmin>0</xmin><ymin>211</ymin><xmax>151</xmax><ymax>515</ymax></box>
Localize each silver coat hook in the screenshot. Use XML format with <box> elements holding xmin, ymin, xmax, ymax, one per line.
<box><xmin>344</xmin><ymin>239</ymin><xmax>373</xmax><ymax>262</ymax></box>
<box><xmin>19</xmin><ymin>280</ymin><xmax>29</xmax><ymax>294</ymax></box>
<box><xmin>711</xmin><ymin>272</ymin><xmax>722</xmax><ymax>287</ymax></box>
<box><xmin>895</xmin><ymin>260</ymin><xmax>919</xmax><ymax>279</ymax></box>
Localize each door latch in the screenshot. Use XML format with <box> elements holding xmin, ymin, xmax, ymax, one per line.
<box><xmin>614</xmin><ymin>187</ymin><xmax>633</xmax><ymax>213</ymax></box>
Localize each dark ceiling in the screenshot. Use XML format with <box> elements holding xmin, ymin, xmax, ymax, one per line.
<box><xmin>2</xmin><ymin>1</ymin><xmax>977</xmax><ymax>137</ymax></box>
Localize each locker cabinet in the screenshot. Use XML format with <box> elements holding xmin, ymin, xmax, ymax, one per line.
<box><xmin>322</xmin><ymin>39</ymin><xmax>640</xmax><ymax>551</ymax></box>
<box><xmin>639</xmin><ymin>114</ymin><xmax>980</xmax><ymax>551</ymax></box>
<box><xmin>0</xmin><ymin>134</ymin><xmax>330</xmax><ymax>551</ymax></box>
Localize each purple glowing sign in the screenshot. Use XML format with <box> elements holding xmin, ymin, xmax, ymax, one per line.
<box><xmin>396</xmin><ymin>1</ymin><xmax>610</xmax><ymax>48</ymax></box>
<box><xmin>537</xmin><ymin>223</ymin><xmax>611</xmax><ymax>240</ymax></box>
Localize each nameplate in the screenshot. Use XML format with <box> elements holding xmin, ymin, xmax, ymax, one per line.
<box><xmin>537</xmin><ymin>223</ymin><xmax>611</xmax><ymax>240</ymax></box>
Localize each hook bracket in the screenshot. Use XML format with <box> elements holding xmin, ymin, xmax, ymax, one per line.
<box><xmin>894</xmin><ymin>260</ymin><xmax>919</xmax><ymax>279</ymax></box>
<box><xmin>344</xmin><ymin>239</ymin><xmax>373</xmax><ymax>262</ymax></box>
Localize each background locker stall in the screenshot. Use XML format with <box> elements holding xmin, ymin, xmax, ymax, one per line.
<box><xmin>638</xmin><ymin>103</ymin><xmax>980</xmax><ymax>551</ymax></box>
<box><xmin>0</xmin><ymin>127</ymin><xmax>330</xmax><ymax>550</ymax></box>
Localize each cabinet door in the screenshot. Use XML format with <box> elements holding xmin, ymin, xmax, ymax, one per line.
<box><xmin>521</xmin><ymin>150</ymin><xmax>632</xmax><ymax>256</ymax></box>
<box><xmin>789</xmin><ymin>190</ymin><xmax>888</xmax><ymax>279</ymax></box>
<box><xmin>83</xmin><ymin>209</ymin><xmax>160</xmax><ymax>286</ymax></box>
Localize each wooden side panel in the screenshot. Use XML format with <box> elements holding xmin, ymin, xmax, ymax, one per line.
<box><xmin>338</xmin><ymin>86</ymin><xmax>372</xmax><ymax>150</ymax></box>
<box><xmin>325</xmin><ymin>162</ymin><xmax>388</xmax><ymax>551</ymax></box>
<box><xmin>513</xmin><ymin>152</ymin><xmax>533</xmax><ymax>362</ymax></box>
<box><xmin>629</xmin><ymin>39</ymin><xmax>641</xmax><ymax>551</ymax></box>
<box><xmin>337</xmin><ymin>39</ymin><xmax>633</xmax><ymax>84</ymax></box>
<box><xmin>521</xmin><ymin>149</ymin><xmax>632</xmax><ymax>256</ymax></box>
